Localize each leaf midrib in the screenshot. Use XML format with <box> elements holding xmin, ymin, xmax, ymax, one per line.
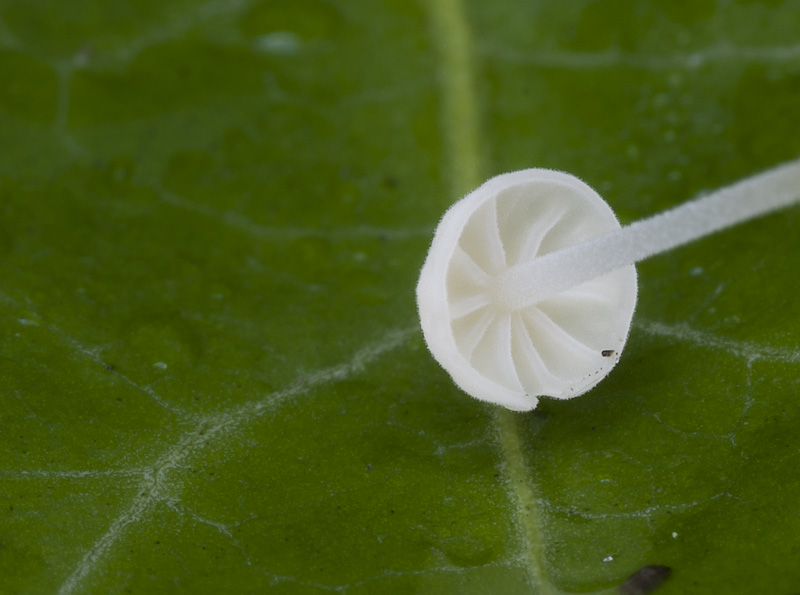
<box><xmin>423</xmin><ymin>0</ymin><xmax>558</xmax><ymax>591</ymax></box>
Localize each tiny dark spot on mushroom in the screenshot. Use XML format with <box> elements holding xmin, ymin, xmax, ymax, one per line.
<box><xmin>619</xmin><ymin>564</ymin><xmax>671</xmax><ymax>595</ymax></box>
<box><xmin>602</xmin><ymin>349</ymin><xmax>615</xmax><ymax>357</ymax></box>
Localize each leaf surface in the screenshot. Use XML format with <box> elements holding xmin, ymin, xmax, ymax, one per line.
<box><xmin>2</xmin><ymin>1</ymin><xmax>800</xmax><ymax>593</ymax></box>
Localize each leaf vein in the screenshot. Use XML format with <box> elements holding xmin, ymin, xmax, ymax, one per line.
<box><xmin>55</xmin><ymin>326</ymin><xmax>416</xmax><ymax>594</ymax></box>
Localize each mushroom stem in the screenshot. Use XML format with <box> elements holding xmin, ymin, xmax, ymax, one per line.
<box><xmin>495</xmin><ymin>158</ymin><xmax>800</xmax><ymax>311</ymax></box>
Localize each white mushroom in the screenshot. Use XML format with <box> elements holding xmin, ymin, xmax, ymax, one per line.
<box><xmin>417</xmin><ymin>160</ymin><xmax>800</xmax><ymax>411</ymax></box>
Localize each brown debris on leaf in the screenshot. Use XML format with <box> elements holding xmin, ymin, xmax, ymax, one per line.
<box><xmin>619</xmin><ymin>565</ymin><xmax>672</xmax><ymax>595</ymax></box>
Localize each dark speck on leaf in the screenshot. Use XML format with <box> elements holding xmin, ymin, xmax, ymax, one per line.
<box><xmin>619</xmin><ymin>565</ymin><xmax>672</xmax><ymax>595</ymax></box>
<box><xmin>105</xmin><ymin>364</ymin><xmax>115</xmax><ymax>372</ymax></box>
<box><xmin>382</xmin><ymin>175</ymin><xmax>398</xmax><ymax>189</ymax></box>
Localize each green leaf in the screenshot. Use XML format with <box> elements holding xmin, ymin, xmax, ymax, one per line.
<box><xmin>2</xmin><ymin>1</ymin><xmax>800</xmax><ymax>593</ymax></box>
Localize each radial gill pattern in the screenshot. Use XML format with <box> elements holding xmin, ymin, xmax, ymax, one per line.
<box><xmin>442</xmin><ymin>171</ymin><xmax>637</xmax><ymax>407</ymax></box>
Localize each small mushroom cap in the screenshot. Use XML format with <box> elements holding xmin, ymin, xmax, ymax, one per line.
<box><xmin>417</xmin><ymin>169</ymin><xmax>637</xmax><ymax>411</ymax></box>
